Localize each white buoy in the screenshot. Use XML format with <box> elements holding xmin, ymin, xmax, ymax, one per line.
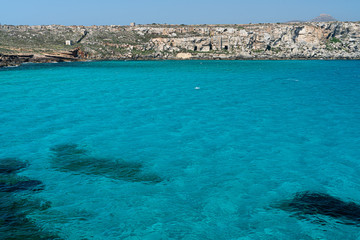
<box><xmin>195</xmin><ymin>87</ymin><xmax>200</xmax><ymax>90</ymax></box>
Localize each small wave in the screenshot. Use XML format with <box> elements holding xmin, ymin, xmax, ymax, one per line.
<box><xmin>4</xmin><ymin>65</ymin><xmax>20</xmax><ymax>68</ymax></box>
<box><xmin>285</xmin><ymin>78</ymin><xmax>299</xmax><ymax>82</ymax></box>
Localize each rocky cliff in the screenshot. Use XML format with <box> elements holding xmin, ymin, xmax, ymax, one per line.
<box><xmin>1</xmin><ymin>22</ymin><xmax>359</xmax><ymax>67</ymax></box>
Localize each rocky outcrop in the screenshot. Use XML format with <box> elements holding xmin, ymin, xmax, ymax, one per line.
<box><xmin>0</xmin><ymin>22</ymin><xmax>359</xmax><ymax>67</ymax></box>
<box><xmin>136</xmin><ymin>22</ymin><xmax>360</xmax><ymax>60</ymax></box>
<box><xmin>0</xmin><ymin>48</ymin><xmax>84</xmax><ymax>67</ymax></box>
<box><xmin>0</xmin><ymin>54</ymin><xmax>32</xmax><ymax>67</ymax></box>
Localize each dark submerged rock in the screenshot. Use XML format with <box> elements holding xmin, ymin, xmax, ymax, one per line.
<box><xmin>277</xmin><ymin>191</ymin><xmax>360</xmax><ymax>226</ymax></box>
<box><xmin>50</xmin><ymin>144</ymin><xmax>162</xmax><ymax>184</ymax></box>
<box><xmin>0</xmin><ymin>158</ymin><xmax>28</xmax><ymax>174</ymax></box>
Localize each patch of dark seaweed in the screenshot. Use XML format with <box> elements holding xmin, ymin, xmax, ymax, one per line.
<box><xmin>276</xmin><ymin>191</ymin><xmax>360</xmax><ymax>226</ymax></box>
<box><xmin>50</xmin><ymin>144</ymin><xmax>163</xmax><ymax>184</ymax></box>
<box><xmin>0</xmin><ymin>158</ymin><xmax>28</xmax><ymax>174</ymax></box>
<box><xmin>50</xmin><ymin>144</ymin><xmax>87</xmax><ymax>158</ymax></box>
<box><xmin>0</xmin><ymin>160</ymin><xmax>60</xmax><ymax>239</ymax></box>
<box><xmin>0</xmin><ymin>175</ymin><xmax>44</xmax><ymax>193</ymax></box>
<box><xmin>0</xmin><ymin>180</ymin><xmax>44</xmax><ymax>193</ymax></box>
<box><xmin>0</xmin><ymin>194</ymin><xmax>59</xmax><ymax>240</ymax></box>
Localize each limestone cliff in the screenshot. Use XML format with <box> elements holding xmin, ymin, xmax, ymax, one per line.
<box><xmin>0</xmin><ymin>22</ymin><xmax>359</xmax><ymax>67</ymax></box>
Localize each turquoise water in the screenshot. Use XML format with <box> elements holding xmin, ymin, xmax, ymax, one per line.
<box><xmin>1</xmin><ymin>60</ymin><xmax>360</xmax><ymax>239</ymax></box>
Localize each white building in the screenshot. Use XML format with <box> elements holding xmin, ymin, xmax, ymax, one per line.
<box><xmin>65</xmin><ymin>40</ymin><xmax>73</xmax><ymax>46</ymax></box>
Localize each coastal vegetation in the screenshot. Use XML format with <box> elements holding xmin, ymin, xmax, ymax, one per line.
<box><xmin>329</xmin><ymin>37</ymin><xmax>342</xmax><ymax>43</ymax></box>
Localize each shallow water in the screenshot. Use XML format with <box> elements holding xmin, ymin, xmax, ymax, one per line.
<box><xmin>0</xmin><ymin>60</ymin><xmax>360</xmax><ymax>239</ymax></box>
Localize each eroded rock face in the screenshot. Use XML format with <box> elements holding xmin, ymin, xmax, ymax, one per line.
<box><xmin>0</xmin><ymin>54</ymin><xmax>31</xmax><ymax>67</ymax></box>
<box><xmin>0</xmin><ymin>22</ymin><xmax>359</xmax><ymax>66</ymax></box>
<box><xmin>140</xmin><ymin>22</ymin><xmax>360</xmax><ymax>60</ymax></box>
<box><xmin>176</xmin><ymin>52</ymin><xmax>192</xmax><ymax>59</ymax></box>
<box><xmin>277</xmin><ymin>192</ymin><xmax>360</xmax><ymax>226</ymax></box>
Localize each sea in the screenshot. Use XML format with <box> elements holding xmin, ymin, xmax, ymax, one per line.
<box><xmin>0</xmin><ymin>60</ymin><xmax>360</xmax><ymax>239</ymax></box>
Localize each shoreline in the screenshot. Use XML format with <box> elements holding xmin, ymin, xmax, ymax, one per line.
<box><xmin>0</xmin><ymin>54</ymin><xmax>360</xmax><ymax>69</ymax></box>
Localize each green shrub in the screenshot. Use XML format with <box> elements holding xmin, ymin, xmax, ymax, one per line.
<box><xmin>329</xmin><ymin>37</ymin><xmax>341</xmax><ymax>43</ymax></box>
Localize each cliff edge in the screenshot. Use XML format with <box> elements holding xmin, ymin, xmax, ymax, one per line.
<box><xmin>1</xmin><ymin>22</ymin><xmax>359</xmax><ymax>67</ymax></box>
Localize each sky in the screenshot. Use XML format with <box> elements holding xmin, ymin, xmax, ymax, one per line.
<box><xmin>1</xmin><ymin>0</ymin><xmax>359</xmax><ymax>26</ymax></box>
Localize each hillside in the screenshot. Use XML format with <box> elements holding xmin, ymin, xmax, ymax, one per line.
<box><xmin>311</xmin><ymin>14</ymin><xmax>338</xmax><ymax>22</ymax></box>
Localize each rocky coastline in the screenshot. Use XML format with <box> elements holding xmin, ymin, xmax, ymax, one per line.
<box><xmin>1</xmin><ymin>21</ymin><xmax>359</xmax><ymax>67</ymax></box>
<box><xmin>0</xmin><ymin>48</ymin><xmax>85</xmax><ymax>67</ymax></box>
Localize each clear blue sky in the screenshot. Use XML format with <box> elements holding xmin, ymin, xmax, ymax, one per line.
<box><xmin>1</xmin><ymin>0</ymin><xmax>359</xmax><ymax>25</ymax></box>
